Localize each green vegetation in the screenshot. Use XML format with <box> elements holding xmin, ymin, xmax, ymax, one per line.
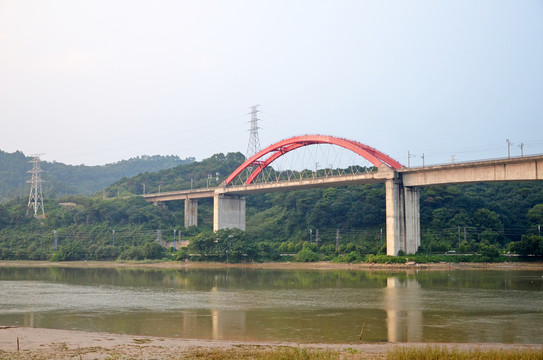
<box><xmin>387</xmin><ymin>346</ymin><xmax>543</xmax><ymax>360</ymax></box>
<box><xmin>182</xmin><ymin>347</ymin><xmax>339</xmax><ymax>360</ymax></box>
<box><xmin>185</xmin><ymin>346</ymin><xmax>543</xmax><ymax>360</ymax></box>
<box><xmin>0</xmin><ymin>149</ymin><xmax>194</xmax><ymax>201</ymax></box>
<box><xmin>0</xmin><ymin>151</ymin><xmax>542</xmax><ymax>263</ymax></box>
<box><xmin>105</xmin><ymin>152</ymin><xmax>245</xmax><ymax>197</ymax></box>
<box><xmin>2</xmin><ymin>343</ymin><xmax>540</xmax><ymax>360</ymax></box>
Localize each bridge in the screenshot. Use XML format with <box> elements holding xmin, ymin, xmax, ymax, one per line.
<box><xmin>142</xmin><ymin>135</ymin><xmax>543</xmax><ymax>256</ymax></box>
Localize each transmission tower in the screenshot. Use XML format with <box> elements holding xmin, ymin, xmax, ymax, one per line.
<box><xmin>27</xmin><ymin>154</ymin><xmax>45</xmax><ymax>217</ymax></box>
<box><xmin>246</xmin><ymin>105</ymin><xmax>261</xmax><ymax>159</ymax></box>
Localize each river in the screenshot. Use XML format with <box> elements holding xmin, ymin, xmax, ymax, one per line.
<box><xmin>0</xmin><ymin>266</ymin><xmax>542</xmax><ymax>344</ymax></box>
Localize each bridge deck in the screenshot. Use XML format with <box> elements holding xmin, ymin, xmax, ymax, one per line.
<box><xmin>142</xmin><ymin>155</ymin><xmax>543</xmax><ymax>203</ymax></box>
<box><xmin>400</xmin><ymin>154</ymin><xmax>543</xmax><ymax>186</ymax></box>
<box><xmin>221</xmin><ymin>171</ymin><xmax>392</xmax><ymax>195</ymax></box>
<box><xmin>142</xmin><ymin>188</ymin><xmax>215</xmax><ymax>202</ymax></box>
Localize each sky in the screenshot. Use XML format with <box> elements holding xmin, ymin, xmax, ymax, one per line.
<box><xmin>1</xmin><ymin>0</ymin><xmax>542</xmax><ymax>167</ymax></box>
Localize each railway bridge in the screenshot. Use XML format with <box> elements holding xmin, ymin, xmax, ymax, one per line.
<box><xmin>143</xmin><ymin>135</ymin><xmax>543</xmax><ymax>256</ymax></box>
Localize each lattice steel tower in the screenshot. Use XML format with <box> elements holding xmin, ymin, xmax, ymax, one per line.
<box><xmin>27</xmin><ymin>154</ymin><xmax>45</xmax><ymax>216</ymax></box>
<box><xmin>246</xmin><ymin>105</ymin><xmax>261</xmax><ymax>159</ymax></box>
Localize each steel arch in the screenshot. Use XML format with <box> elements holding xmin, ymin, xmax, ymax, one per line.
<box><xmin>225</xmin><ymin>135</ymin><xmax>403</xmax><ymax>185</ymax></box>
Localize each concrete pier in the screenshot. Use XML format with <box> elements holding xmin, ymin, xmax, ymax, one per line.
<box><xmin>213</xmin><ymin>195</ymin><xmax>246</xmax><ymax>231</ymax></box>
<box><xmin>184</xmin><ymin>198</ymin><xmax>198</xmax><ymax>227</ymax></box>
<box><xmin>403</xmin><ymin>186</ymin><xmax>420</xmax><ymax>255</ymax></box>
<box><xmin>386</xmin><ymin>179</ymin><xmax>420</xmax><ymax>256</ymax></box>
<box><xmin>386</xmin><ymin>179</ymin><xmax>403</xmax><ymax>256</ymax></box>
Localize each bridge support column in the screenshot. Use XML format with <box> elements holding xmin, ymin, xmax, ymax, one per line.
<box><xmin>213</xmin><ymin>195</ymin><xmax>246</xmax><ymax>231</ymax></box>
<box><xmin>386</xmin><ymin>180</ymin><xmax>403</xmax><ymax>256</ymax></box>
<box><xmin>404</xmin><ymin>186</ymin><xmax>420</xmax><ymax>255</ymax></box>
<box><xmin>184</xmin><ymin>198</ymin><xmax>198</xmax><ymax>228</ymax></box>
<box><xmin>386</xmin><ymin>179</ymin><xmax>420</xmax><ymax>255</ymax></box>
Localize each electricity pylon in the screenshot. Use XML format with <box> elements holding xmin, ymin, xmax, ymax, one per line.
<box><xmin>246</xmin><ymin>105</ymin><xmax>261</xmax><ymax>159</ymax></box>
<box><xmin>27</xmin><ymin>154</ymin><xmax>45</xmax><ymax>216</ymax></box>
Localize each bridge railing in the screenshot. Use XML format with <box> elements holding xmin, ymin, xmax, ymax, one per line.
<box><xmin>227</xmin><ymin>165</ymin><xmax>379</xmax><ymax>186</ymax></box>
<box><xmin>403</xmin><ymin>153</ymin><xmax>543</xmax><ymax>170</ymax></box>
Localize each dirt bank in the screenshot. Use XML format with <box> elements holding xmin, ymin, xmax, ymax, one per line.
<box><xmin>0</xmin><ymin>327</ymin><xmax>540</xmax><ymax>360</ymax></box>
<box><xmin>0</xmin><ymin>260</ymin><xmax>542</xmax><ymax>271</ymax></box>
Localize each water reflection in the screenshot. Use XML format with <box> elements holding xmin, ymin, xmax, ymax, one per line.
<box><xmin>209</xmin><ymin>285</ymin><xmax>247</xmax><ymax>340</ymax></box>
<box><xmin>0</xmin><ymin>267</ymin><xmax>542</xmax><ymax>344</ymax></box>
<box><xmin>385</xmin><ymin>276</ymin><xmax>422</xmax><ymax>342</ymax></box>
<box><xmin>24</xmin><ymin>313</ymin><xmax>34</xmax><ymax>328</ymax></box>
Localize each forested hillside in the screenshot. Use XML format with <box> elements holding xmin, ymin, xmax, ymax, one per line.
<box><xmin>244</xmin><ymin>182</ymin><xmax>543</xmax><ymax>253</ymax></box>
<box><xmin>105</xmin><ymin>152</ymin><xmax>245</xmax><ymax>196</ymax></box>
<box><xmin>0</xmin><ymin>151</ymin><xmax>542</xmax><ymax>261</ymax></box>
<box><xmin>0</xmin><ymin>150</ymin><xmax>194</xmax><ymax>201</ymax></box>
<box><xmin>107</xmin><ymin>152</ymin><xmax>543</xmax><ymax>251</ymax></box>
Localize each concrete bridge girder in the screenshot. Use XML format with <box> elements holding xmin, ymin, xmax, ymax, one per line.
<box><xmin>401</xmin><ymin>155</ymin><xmax>543</xmax><ymax>186</ymax></box>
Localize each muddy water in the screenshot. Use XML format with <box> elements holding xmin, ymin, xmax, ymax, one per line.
<box><xmin>0</xmin><ymin>267</ymin><xmax>541</xmax><ymax>344</ymax></box>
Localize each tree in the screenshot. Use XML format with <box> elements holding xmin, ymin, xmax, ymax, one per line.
<box><xmin>51</xmin><ymin>242</ymin><xmax>85</xmax><ymax>261</ymax></box>
<box><xmin>527</xmin><ymin>204</ymin><xmax>543</xmax><ymax>225</ymax></box>
<box><xmin>187</xmin><ymin>232</ymin><xmax>217</xmax><ymax>258</ymax></box>
<box><xmin>295</xmin><ymin>247</ymin><xmax>319</xmax><ymax>262</ymax></box>
<box><xmin>508</xmin><ymin>235</ymin><xmax>543</xmax><ymax>256</ymax></box>
<box><xmin>480</xmin><ymin>243</ymin><xmax>499</xmax><ymax>259</ymax></box>
<box><xmin>142</xmin><ymin>242</ymin><xmax>166</xmax><ymax>259</ymax></box>
<box><xmin>474</xmin><ymin>208</ymin><xmax>503</xmax><ymax>232</ymax></box>
<box><xmin>119</xmin><ymin>246</ymin><xmax>144</xmax><ymax>260</ymax></box>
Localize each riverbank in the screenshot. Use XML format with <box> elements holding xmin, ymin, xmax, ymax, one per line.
<box><xmin>0</xmin><ymin>259</ymin><xmax>542</xmax><ymax>271</ymax></box>
<box><xmin>0</xmin><ymin>326</ymin><xmax>540</xmax><ymax>360</ymax></box>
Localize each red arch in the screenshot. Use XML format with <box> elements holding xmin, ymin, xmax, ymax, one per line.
<box><xmin>225</xmin><ymin>135</ymin><xmax>403</xmax><ymax>185</ymax></box>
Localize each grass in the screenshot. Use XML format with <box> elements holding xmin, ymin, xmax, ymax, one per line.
<box><xmin>363</xmin><ymin>254</ymin><xmax>514</xmax><ymax>264</ymax></box>
<box><xmin>183</xmin><ymin>346</ymin><xmax>341</xmax><ymax>360</ymax></box>
<box><xmin>1</xmin><ymin>344</ymin><xmax>541</xmax><ymax>360</ymax></box>
<box><xmin>387</xmin><ymin>346</ymin><xmax>543</xmax><ymax>360</ymax></box>
<box><xmin>183</xmin><ymin>345</ymin><xmax>543</xmax><ymax>360</ymax></box>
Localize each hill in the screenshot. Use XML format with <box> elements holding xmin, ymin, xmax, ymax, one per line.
<box><xmin>106</xmin><ymin>153</ymin><xmax>543</xmax><ymax>251</ymax></box>
<box><xmin>0</xmin><ymin>151</ymin><xmax>542</xmax><ymax>261</ymax></box>
<box><xmin>0</xmin><ymin>150</ymin><xmax>194</xmax><ymax>202</ymax></box>
<box><xmin>105</xmin><ymin>152</ymin><xmax>245</xmax><ymax>196</ymax></box>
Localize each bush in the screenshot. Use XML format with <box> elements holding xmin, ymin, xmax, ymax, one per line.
<box><xmin>508</xmin><ymin>235</ymin><xmax>543</xmax><ymax>256</ymax></box>
<box><xmin>480</xmin><ymin>244</ymin><xmax>500</xmax><ymax>258</ymax></box>
<box><xmin>345</xmin><ymin>243</ymin><xmax>357</xmax><ymax>253</ymax></box>
<box><xmin>118</xmin><ymin>246</ymin><xmax>144</xmax><ymax>260</ymax></box>
<box><xmin>142</xmin><ymin>242</ymin><xmax>167</xmax><ymax>259</ymax></box>
<box><xmin>173</xmin><ymin>247</ymin><xmax>189</xmax><ymax>261</ymax></box>
<box><xmin>344</xmin><ymin>251</ymin><xmax>362</xmax><ymax>263</ymax></box>
<box><xmin>365</xmin><ymin>254</ymin><xmax>406</xmax><ymax>264</ymax></box>
<box><xmin>257</xmin><ymin>242</ymin><xmax>281</xmax><ymax>261</ymax></box>
<box><xmin>331</xmin><ymin>255</ymin><xmax>347</xmax><ymax>263</ymax></box>
<box><xmin>51</xmin><ymin>241</ymin><xmax>85</xmax><ymax>261</ymax></box>
<box><xmin>0</xmin><ymin>248</ymin><xmax>14</xmax><ymax>260</ymax></box>
<box><xmin>94</xmin><ymin>245</ymin><xmax>120</xmax><ymax>260</ymax></box>
<box><xmin>295</xmin><ymin>247</ymin><xmax>319</xmax><ymax>262</ymax></box>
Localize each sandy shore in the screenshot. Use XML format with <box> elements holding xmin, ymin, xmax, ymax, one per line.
<box><xmin>1</xmin><ymin>260</ymin><xmax>542</xmax><ymax>271</ymax></box>
<box><xmin>0</xmin><ymin>327</ymin><xmax>541</xmax><ymax>360</ymax></box>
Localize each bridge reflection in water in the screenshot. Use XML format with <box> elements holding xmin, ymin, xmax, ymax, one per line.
<box><xmin>209</xmin><ymin>286</ymin><xmax>247</xmax><ymax>340</ymax></box>
<box><xmin>181</xmin><ymin>275</ymin><xmax>425</xmax><ymax>343</ymax></box>
<box><xmin>385</xmin><ymin>276</ymin><xmax>423</xmax><ymax>342</ymax></box>
<box><xmin>2</xmin><ymin>267</ymin><xmax>542</xmax><ymax>344</ymax></box>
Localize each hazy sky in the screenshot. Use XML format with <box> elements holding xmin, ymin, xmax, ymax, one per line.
<box><xmin>1</xmin><ymin>1</ymin><xmax>542</xmax><ymax>167</ymax></box>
